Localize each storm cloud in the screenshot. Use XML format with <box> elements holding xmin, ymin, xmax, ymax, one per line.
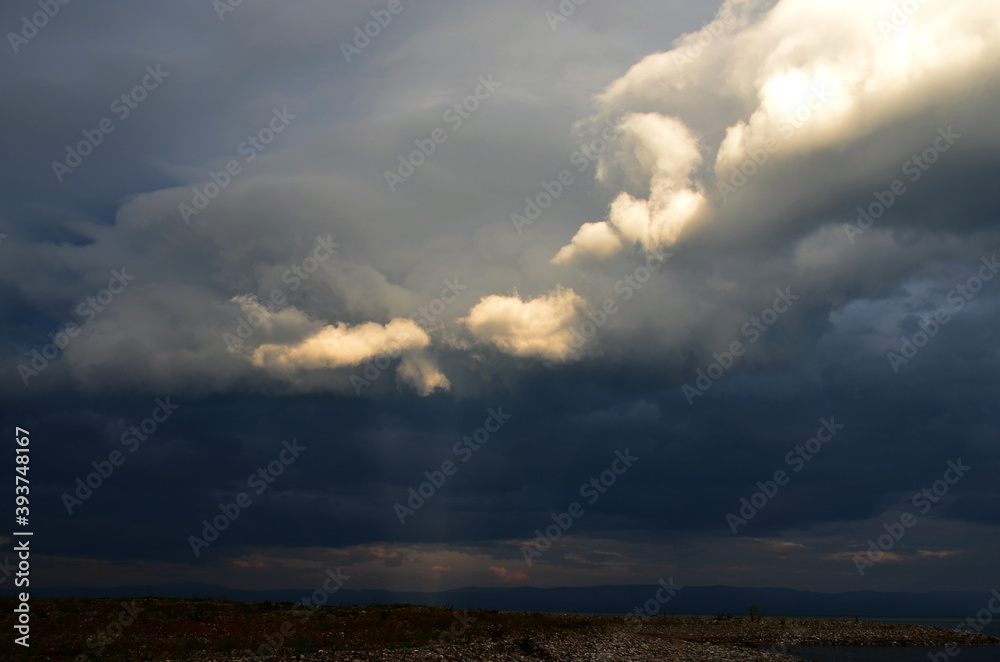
<box><xmin>1</xmin><ymin>0</ymin><xmax>998</xmax><ymax>595</ymax></box>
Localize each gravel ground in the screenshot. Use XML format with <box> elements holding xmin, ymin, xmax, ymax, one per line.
<box><xmin>638</xmin><ymin>617</ymin><xmax>1000</xmax><ymax>647</ymax></box>
<box><xmin>214</xmin><ymin>618</ymin><xmax>999</xmax><ymax>662</ymax></box>
<box><xmin>227</xmin><ymin>629</ymin><xmax>797</xmax><ymax>661</ymax></box>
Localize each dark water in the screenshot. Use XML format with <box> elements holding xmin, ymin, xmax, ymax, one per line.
<box><xmin>782</xmin><ymin>617</ymin><xmax>1000</xmax><ymax>662</ymax></box>
<box><xmin>785</xmin><ymin>646</ymin><xmax>1000</xmax><ymax>662</ymax></box>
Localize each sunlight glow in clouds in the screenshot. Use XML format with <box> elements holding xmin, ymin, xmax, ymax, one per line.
<box><xmin>489</xmin><ymin>566</ymin><xmax>529</xmax><ymax>583</ymax></box>
<box><xmin>551</xmin><ymin>221</ymin><xmax>624</xmax><ymax>265</ymax></box>
<box><xmin>249</xmin><ymin>314</ymin><xmax>449</xmax><ymax>395</ymax></box>
<box><xmin>5</xmin><ymin>0</ymin><xmax>1000</xmax><ymax>598</ymax></box>
<box><xmin>554</xmin><ymin>0</ymin><xmax>1000</xmax><ymax>261</ymax></box>
<box><xmin>6</xmin><ymin>0</ymin><xmax>1000</xmax><ymax>405</ymax></box>
<box><xmin>250</xmin><ymin>317</ymin><xmax>425</xmax><ymax>367</ymax></box>
<box><xmin>554</xmin><ymin>113</ymin><xmax>708</xmax><ymax>262</ymax></box>
<box><xmin>462</xmin><ymin>287</ymin><xmax>586</xmax><ymax>361</ymax></box>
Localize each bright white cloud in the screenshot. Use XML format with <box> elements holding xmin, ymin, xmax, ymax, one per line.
<box><xmin>462</xmin><ymin>287</ymin><xmax>586</xmax><ymax>362</ymax></box>
<box><xmin>551</xmin><ymin>221</ymin><xmax>624</xmax><ymax>265</ymax></box>
<box><xmin>246</xmin><ymin>311</ymin><xmax>449</xmax><ymax>396</ymax></box>
<box><xmin>713</xmin><ymin>0</ymin><xmax>1000</xmax><ymax>172</ymax></box>
<box><xmin>556</xmin><ymin>0</ymin><xmax>1000</xmax><ymax>258</ymax></box>
<box><xmin>7</xmin><ymin>0</ymin><xmax>1000</xmax><ymax>402</ymax></box>
<box><xmin>554</xmin><ymin>112</ymin><xmax>709</xmax><ymax>260</ymax></box>
<box><xmin>251</xmin><ymin>318</ymin><xmax>428</xmax><ymax>369</ymax></box>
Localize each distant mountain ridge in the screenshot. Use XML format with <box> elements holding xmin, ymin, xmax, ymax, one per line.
<box><xmin>8</xmin><ymin>582</ymin><xmax>994</xmax><ymax>618</ymax></box>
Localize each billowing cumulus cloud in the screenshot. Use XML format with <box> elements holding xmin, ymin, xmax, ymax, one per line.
<box><xmin>710</xmin><ymin>0</ymin><xmax>1000</xmax><ymax>171</ymax></box>
<box><xmin>9</xmin><ymin>0</ymin><xmax>999</xmax><ymax>401</ymax></box>
<box><xmin>395</xmin><ymin>353</ymin><xmax>452</xmax><ymax>396</ymax></box>
<box><xmin>551</xmin><ymin>221</ymin><xmax>623</xmax><ymax>265</ymax></box>
<box><xmin>554</xmin><ymin>113</ymin><xmax>709</xmax><ymax>260</ymax></box>
<box><xmin>557</xmin><ymin>0</ymin><xmax>1000</xmax><ymax>260</ymax></box>
<box><xmin>251</xmin><ymin>318</ymin><xmax>429</xmax><ymax>371</ymax></box>
<box><xmin>3</xmin><ymin>0</ymin><xmax>1000</xmax><ymax>599</ymax></box>
<box><xmin>461</xmin><ymin>287</ymin><xmax>586</xmax><ymax>362</ymax></box>
<box><xmin>247</xmin><ymin>310</ymin><xmax>449</xmax><ymax>395</ymax></box>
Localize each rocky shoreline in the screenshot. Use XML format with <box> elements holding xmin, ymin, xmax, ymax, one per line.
<box><xmin>634</xmin><ymin>616</ymin><xmax>1000</xmax><ymax>647</ymax></box>
<box><xmin>222</xmin><ymin>617</ymin><xmax>999</xmax><ymax>662</ymax></box>
<box><xmin>5</xmin><ymin>598</ymin><xmax>998</xmax><ymax>662</ymax></box>
<box><xmin>238</xmin><ymin>631</ymin><xmax>796</xmax><ymax>661</ymax></box>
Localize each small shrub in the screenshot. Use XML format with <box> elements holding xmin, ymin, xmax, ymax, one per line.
<box><xmin>258</xmin><ymin>600</ymin><xmax>280</xmax><ymax>612</ymax></box>
<box><xmin>514</xmin><ymin>634</ymin><xmax>552</xmax><ymax>658</ymax></box>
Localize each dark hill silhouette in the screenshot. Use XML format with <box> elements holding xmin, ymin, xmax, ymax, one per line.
<box><xmin>11</xmin><ymin>582</ymin><xmax>994</xmax><ymax>618</ymax></box>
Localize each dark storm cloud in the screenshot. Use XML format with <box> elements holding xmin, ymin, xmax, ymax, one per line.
<box><xmin>20</xmin><ymin>356</ymin><xmax>999</xmax><ymax>592</ymax></box>
<box><xmin>1</xmin><ymin>0</ymin><xmax>999</xmax><ymax>595</ymax></box>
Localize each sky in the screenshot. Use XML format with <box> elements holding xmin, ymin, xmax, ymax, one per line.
<box><xmin>1</xmin><ymin>0</ymin><xmax>999</xmax><ymax>597</ymax></box>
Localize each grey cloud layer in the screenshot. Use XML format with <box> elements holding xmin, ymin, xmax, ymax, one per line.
<box><xmin>5</xmin><ymin>0</ymin><xmax>999</xmax><ymax>400</ymax></box>
<box><xmin>2</xmin><ymin>0</ymin><xmax>999</xmax><ymax>594</ymax></box>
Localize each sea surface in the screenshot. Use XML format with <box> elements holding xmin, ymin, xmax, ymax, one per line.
<box><xmin>781</xmin><ymin>617</ymin><xmax>1000</xmax><ymax>662</ymax></box>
